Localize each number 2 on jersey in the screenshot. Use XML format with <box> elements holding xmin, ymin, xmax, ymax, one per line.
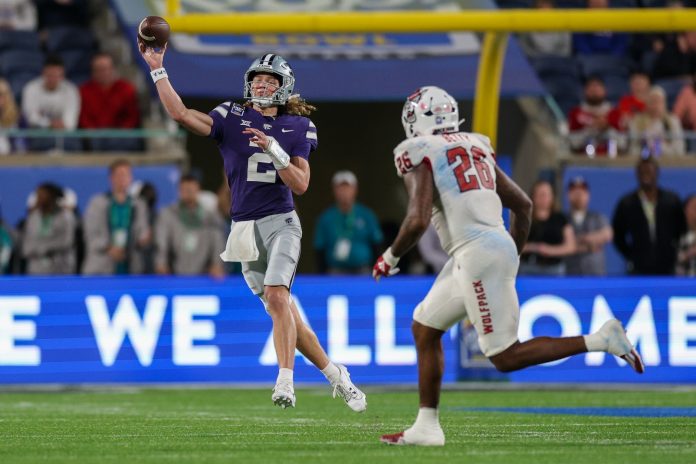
<box><xmin>446</xmin><ymin>146</ymin><xmax>494</xmax><ymax>193</ymax></box>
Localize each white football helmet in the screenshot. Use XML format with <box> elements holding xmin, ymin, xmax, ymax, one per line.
<box><xmin>244</xmin><ymin>53</ymin><xmax>295</xmax><ymax>108</ymax></box>
<box><xmin>401</xmin><ymin>86</ymin><xmax>461</xmax><ymax>138</ymax></box>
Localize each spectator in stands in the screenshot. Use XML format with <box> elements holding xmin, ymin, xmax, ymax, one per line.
<box><xmin>79</xmin><ymin>53</ymin><xmax>142</xmax><ymax>151</ymax></box>
<box><xmin>613</xmin><ymin>156</ymin><xmax>686</xmax><ymax>275</ymax></box>
<box><xmin>82</xmin><ymin>159</ymin><xmax>151</xmax><ymax>275</ymax></box>
<box><xmin>676</xmin><ymin>194</ymin><xmax>696</xmax><ymax>276</ymax></box>
<box><xmin>314</xmin><ymin>170</ymin><xmax>383</xmax><ymax>274</ymax></box>
<box><xmin>36</xmin><ymin>0</ymin><xmax>89</xmax><ymax>31</ymax></box>
<box><xmin>572</xmin><ymin>0</ymin><xmax>630</xmax><ymax>56</ymax></box>
<box><xmin>155</xmin><ymin>175</ymin><xmax>225</xmax><ymax>277</ymax></box>
<box><xmin>417</xmin><ymin>224</ymin><xmax>449</xmax><ymax>274</ymax></box>
<box><xmin>629</xmin><ymin>86</ymin><xmax>685</xmax><ymax>157</ymax></box>
<box><xmin>568</xmin><ymin>76</ymin><xmax>622</xmax><ymax>156</ymax></box>
<box><xmin>673</xmin><ymin>71</ymin><xmax>696</xmax><ymax>132</ymax></box>
<box><xmin>649</xmin><ymin>1</ymin><xmax>695</xmax><ymax>80</ymax></box>
<box><xmin>520</xmin><ymin>180</ymin><xmax>576</xmax><ymax>276</ymax></box>
<box><xmin>21</xmin><ymin>55</ymin><xmax>80</xmax><ymax>151</ymax></box>
<box><xmin>564</xmin><ymin>177</ymin><xmax>612</xmax><ymax>276</ymax></box>
<box><xmin>0</xmin><ymin>205</ymin><xmax>13</xmax><ymax>274</ymax></box>
<box><xmin>21</xmin><ymin>182</ymin><xmax>76</xmax><ymax>275</ymax></box>
<box><xmin>616</xmin><ymin>71</ymin><xmax>650</xmax><ymax>129</ymax></box>
<box><xmin>518</xmin><ymin>0</ymin><xmax>571</xmax><ymax>58</ymax></box>
<box><xmin>0</xmin><ymin>0</ymin><xmax>37</xmax><ymax>30</ymax></box>
<box><xmin>0</xmin><ymin>78</ymin><xmax>20</xmax><ymax>155</ymax></box>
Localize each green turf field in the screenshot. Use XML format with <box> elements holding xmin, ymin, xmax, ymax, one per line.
<box><xmin>1</xmin><ymin>388</ymin><xmax>695</xmax><ymax>463</ymax></box>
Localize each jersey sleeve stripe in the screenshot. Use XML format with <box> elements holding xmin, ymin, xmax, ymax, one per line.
<box><xmin>308</xmin><ymin>121</ymin><xmax>316</xmax><ymax>128</ymax></box>
<box><xmin>213</xmin><ymin>106</ymin><xmax>229</xmax><ymax>118</ymax></box>
<box><xmin>306</xmin><ymin>132</ymin><xmax>317</xmax><ymax>140</ymax></box>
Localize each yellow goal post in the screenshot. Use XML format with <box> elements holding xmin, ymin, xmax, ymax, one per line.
<box><xmin>163</xmin><ymin>1</ymin><xmax>696</xmax><ymax>147</ymax></box>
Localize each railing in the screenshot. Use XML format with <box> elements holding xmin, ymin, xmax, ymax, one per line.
<box><xmin>562</xmin><ymin>131</ymin><xmax>696</xmax><ymax>159</ymax></box>
<box><xmin>0</xmin><ymin>128</ymin><xmax>186</xmax><ymax>156</ymax></box>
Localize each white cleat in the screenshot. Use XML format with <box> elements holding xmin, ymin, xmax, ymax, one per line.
<box><xmin>380</xmin><ymin>426</ymin><xmax>445</xmax><ymax>446</ymax></box>
<box><xmin>271</xmin><ymin>381</ymin><xmax>296</xmax><ymax>409</ymax></box>
<box><xmin>331</xmin><ymin>364</ymin><xmax>367</xmax><ymax>412</ymax></box>
<box><xmin>601</xmin><ymin>319</ymin><xmax>645</xmax><ymax>374</ymax></box>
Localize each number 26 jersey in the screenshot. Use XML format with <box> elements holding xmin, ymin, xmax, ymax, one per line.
<box><xmin>393</xmin><ymin>132</ymin><xmax>504</xmax><ymax>255</ymax></box>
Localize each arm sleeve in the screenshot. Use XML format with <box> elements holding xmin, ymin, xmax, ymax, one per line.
<box><xmin>22</xmin><ymin>83</ymin><xmax>51</xmax><ymax>128</ymax></box>
<box><xmin>38</xmin><ymin>212</ymin><xmax>76</xmax><ymax>254</ymax></box>
<box><xmin>667</xmin><ymin>116</ymin><xmax>685</xmax><ymax>156</ymax></box>
<box><xmin>21</xmin><ymin>216</ymin><xmax>43</xmax><ymax>258</ymax></box>
<box><xmin>672</xmin><ymin>88</ymin><xmax>688</xmax><ymax>124</ymax></box>
<box><xmin>207</xmin><ymin>101</ymin><xmax>230</xmax><ymax>143</ymax></box>
<box><xmin>291</xmin><ymin>118</ymin><xmax>318</xmax><ymax>160</ymax></box>
<box><xmin>78</xmin><ymin>86</ymin><xmax>92</xmax><ymax>129</ymax></box>
<box><xmin>63</xmin><ymin>83</ymin><xmax>81</xmax><ymax>130</ymax></box>
<box><xmin>83</xmin><ymin>197</ymin><xmax>111</xmax><ymax>253</ymax></box>
<box><xmin>132</xmin><ymin>200</ymin><xmax>151</xmax><ymax>247</ymax></box>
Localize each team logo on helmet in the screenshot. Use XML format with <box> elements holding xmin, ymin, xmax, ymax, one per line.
<box><xmin>401</xmin><ymin>86</ymin><xmax>461</xmax><ymax>139</ymax></box>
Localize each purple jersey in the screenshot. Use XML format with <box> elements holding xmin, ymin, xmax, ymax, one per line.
<box><xmin>208</xmin><ymin>102</ymin><xmax>318</xmax><ymax>221</ymax></box>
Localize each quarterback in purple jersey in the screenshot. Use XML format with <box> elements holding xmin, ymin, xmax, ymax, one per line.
<box><xmin>140</xmin><ymin>45</ymin><xmax>366</xmax><ymax>411</ymax></box>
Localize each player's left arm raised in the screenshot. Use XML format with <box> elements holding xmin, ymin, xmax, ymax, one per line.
<box><xmin>373</xmin><ymin>163</ymin><xmax>433</xmax><ymax>281</ymax></box>
<box><xmin>244</xmin><ymin>127</ymin><xmax>310</xmax><ymax>195</ymax></box>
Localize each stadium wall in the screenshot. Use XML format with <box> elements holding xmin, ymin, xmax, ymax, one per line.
<box><xmin>0</xmin><ymin>276</ymin><xmax>693</xmax><ymax>385</ymax></box>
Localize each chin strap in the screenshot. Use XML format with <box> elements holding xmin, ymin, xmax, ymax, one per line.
<box><xmin>264</xmin><ymin>137</ymin><xmax>290</xmax><ymax>170</ymax></box>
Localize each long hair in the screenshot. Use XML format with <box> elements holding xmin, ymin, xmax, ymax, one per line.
<box><xmin>285</xmin><ymin>94</ymin><xmax>316</xmax><ymax>116</ymax></box>
<box><xmin>0</xmin><ymin>79</ymin><xmax>19</xmax><ymax>128</ymax></box>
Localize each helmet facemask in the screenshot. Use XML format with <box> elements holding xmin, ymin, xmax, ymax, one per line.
<box><xmin>243</xmin><ymin>54</ymin><xmax>295</xmax><ymax>107</ymax></box>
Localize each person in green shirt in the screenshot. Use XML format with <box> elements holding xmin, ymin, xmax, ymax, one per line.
<box><xmin>314</xmin><ymin>170</ymin><xmax>383</xmax><ymax>274</ymax></box>
<box><xmin>0</xmin><ymin>211</ymin><xmax>12</xmax><ymax>274</ymax></box>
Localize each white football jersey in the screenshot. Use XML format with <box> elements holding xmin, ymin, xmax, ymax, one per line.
<box><xmin>393</xmin><ymin>132</ymin><xmax>504</xmax><ymax>255</ymax></box>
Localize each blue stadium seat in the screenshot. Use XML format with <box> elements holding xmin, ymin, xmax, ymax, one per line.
<box><xmin>530</xmin><ymin>56</ymin><xmax>583</xmax><ymax>115</ymax></box>
<box><xmin>58</xmin><ymin>49</ymin><xmax>93</xmax><ymax>83</ymax></box>
<box><xmin>45</xmin><ymin>26</ymin><xmax>96</xmax><ymax>53</ymax></box>
<box><xmin>577</xmin><ymin>54</ymin><xmax>634</xmax><ymax>80</ymax></box>
<box><xmin>0</xmin><ymin>49</ymin><xmax>43</xmax><ymax>77</ymax></box>
<box><xmin>531</xmin><ymin>56</ymin><xmax>581</xmax><ymax>78</ymax></box>
<box><xmin>8</xmin><ymin>72</ymin><xmax>39</xmax><ymax>102</ymax></box>
<box><xmin>602</xmin><ymin>75</ymin><xmax>630</xmax><ymax>104</ymax></box>
<box><xmin>0</xmin><ymin>30</ymin><xmax>41</xmax><ymax>52</ymax></box>
<box><xmin>542</xmin><ymin>75</ymin><xmax>583</xmax><ymax>115</ymax></box>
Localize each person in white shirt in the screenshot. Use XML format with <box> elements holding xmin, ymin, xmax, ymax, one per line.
<box><xmin>21</xmin><ymin>55</ymin><xmax>80</xmax><ymax>151</ymax></box>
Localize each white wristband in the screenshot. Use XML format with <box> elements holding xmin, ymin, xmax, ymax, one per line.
<box><xmin>383</xmin><ymin>247</ymin><xmax>400</xmax><ymax>267</ymax></box>
<box><xmin>264</xmin><ymin>137</ymin><xmax>290</xmax><ymax>170</ymax></box>
<box><xmin>150</xmin><ymin>67</ymin><xmax>168</xmax><ymax>83</ymax></box>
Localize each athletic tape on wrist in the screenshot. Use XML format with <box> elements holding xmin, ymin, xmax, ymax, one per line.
<box><xmin>150</xmin><ymin>68</ymin><xmax>168</xmax><ymax>83</ymax></box>
<box><xmin>264</xmin><ymin>137</ymin><xmax>290</xmax><ymax>170</ymax></box>
<box><xmin>383</xmin><ymin>247</ymin><xmax>400</xmax><ymax>267</ymax></box>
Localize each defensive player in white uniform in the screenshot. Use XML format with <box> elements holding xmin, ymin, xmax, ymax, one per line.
<box><xmin>373</xmin><ymin>86</ymin><xmax>644</xmax><ymax>447</ymax></box>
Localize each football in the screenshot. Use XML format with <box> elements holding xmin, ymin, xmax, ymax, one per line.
<box><xmin>137</xmin><ymin>15</ymin><xmax>170</xmax><ymax>49</ymax></box>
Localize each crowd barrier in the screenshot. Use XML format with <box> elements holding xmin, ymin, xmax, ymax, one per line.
<box><xmin>0</xmin><ymin>276</ymin><xmax>693</xmax><ymax>384</ymax></box>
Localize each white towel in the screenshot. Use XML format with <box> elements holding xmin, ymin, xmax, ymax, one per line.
<box><xmin>220</xmin><ymin>220</ymin><xmax>259</xmax><ymax>262</ymax></box>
